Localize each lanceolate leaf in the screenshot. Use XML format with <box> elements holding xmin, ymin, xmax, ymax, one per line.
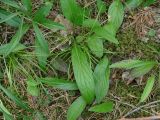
<box><xmin>0</xmin><ymin>8</ymin><xmax>21</xmax><ymax>27</ymax></box>
<box><xmin>0</xmin><ymin>0</ymin><xmax>20</xmax><ymax>9</ymax></box>
<box><xmin>60</xmin><ymin>0</ymin><xmax>85</xmax><ymax>25</ymax></box>
<box><xmin>21</xmin><ymin>0</ymin><xmax>32</xmax><ymax>12</ymax></box>
<box><xmin>33</xmin><ymin>22</ymin><xmax>50</xmax><ymax>69</ymax></box>
<box><xmin>82</xmin><ymin>19</ymin><xmax>101</xmax><ymax>28</ymax></box>
<box><xmin>94</xmin><ymin>27</ymin><xmax>119</xmax><ymax>44</ymax></box>
<box><xmin>110</xmin><ymin>60</ymin><xmax>144</xmax><ymax>69</ymax></box>
<box><xmin>0</xmin><ymin>12</ymin><xmax>20</xmax><ymax>24</ymax></box>
<box><xmin>89</xmin><ymin>101</ymin><xmax>114</xmax><ymax>113</ymax></box>
<box><xmin>140</xmin><ymin>75</ymin><xmax>155</xmax><ymax>102</ymax></box>
<box><xmin>94</xmin><ymin>57</ymin><xmax>110</xmax><ymax>103</ymax></box>
<box><xmin>96</xmin><ymin>0</ymin><xmax>107</xmax><ymax>14</ymax></box>
<box><xmin>5</xmin><ymin>24</ymin><xmax>30</xmax><ymax>56</ymax></box>
<box><xmin>38</xmin><ymin>77</ymin><xmax>78</xmax><ymax>90</ymax></box>
<box><xmin>125</xmin><ymin>0</ymin><xmax>143</xmax><ymax>9</ymax></box>
<box><xmin>67</xmin><ymin>96</ymin><xmax>86</xmax><ymax>120</ymax></box>
<box><xmin>130</xmin><ymin>62</ymin><xmax>156</xmax><ymax>78</ymax></box>
<box><xmin>87</xmin><ymin>35</ymin><xmax>103</xmax><ymax>58</ymax></box>
<box><xmin>71</xmin><ymin>45</ymin><xmax>95</xmax><ymax>103</ymax></box>
<box><xmin>0</xmin><ymin>43</ymin><xmax>26</xmax><ymax>55</ymax></box>
<box><xmin>33</xmin><ymin>1</ymin><xmax>52</xmax><ymax>22</ymax></box>
<box><xmin>0</xmin><ymin>84</ymin><xmax>30</xmax><ymax>110</ymax></box>
<box><xmin>27</xmin><ymin>79</ymin><xmax>39</xmax><ymax>96</ymax></box>
<box><xmin>108</xmin><ymin>0</ymin><xmax>124</xmax><ymax>31</ymax></box>
<box><xmin>38</xmin><ymin>18</ymin><xmax>64</xmax><ymax>30</ymax></box>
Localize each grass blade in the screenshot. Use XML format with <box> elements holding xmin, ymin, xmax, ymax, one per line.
<box><xmin>38</xmin><ymin>77</ymin><xmax>78</xmax><ymax>90</ymax></box>
<box><xmin>0</xmin><ymin>84</ymin><xmax>30</xmax><ymax>110</ymax></box>
<box><xmin>94</xmin><ymin>56</ymin><xmax>110</xmax><ymax>103</ymax></box>
<box><xmin>67</xmin><ymin>96</ymin><xmax>86</xmax><ymax>120</ymax></box>
<box><xmin>140</xmin><ymin>75</ymin><xmax>155</xmax><ymax>102</ymax></box>
<box><xmin>33</xmin><ymin>22</ymin><xmax>50</xmax><ymax>69</ymax></box>
<box><xmin>71</xmin><ymin>45</ymin><xmax>95</xmax><ymax>103</ymax></box>
<box><xmin>89</xmin><ymin>101</ymin><xmax>114</xmax><ymax>113</ymax></box>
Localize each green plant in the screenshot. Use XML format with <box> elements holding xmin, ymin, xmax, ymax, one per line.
<box><xmin>0</xmin><ymin>0</ymin><xmax>158</xmax><ymax>119</ymax></box>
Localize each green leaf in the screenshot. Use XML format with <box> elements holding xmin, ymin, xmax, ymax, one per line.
<box><xmin>60</xmin><ymin>0</ymin><xmax>85</xmax><ymax>25</ymax></box>
<box><xmin>33</xmin><ymin>22</ymin><xmax>50</xmax><ymax>69</ymax></box>
<box><xmin>27</xmin><ymin>79</ymin><xmax>39</xmax><ymax>96</ymax></box>
<box><xmin>21</xmin><ymin>0</ymin><xmax>32</xmax><ymax>12</ymax></box>
<box><xmin>110</xmin><ymin>60</ymin><xmax>144</xmax><ymax>69</ymax></box>
<box><xmin>33</xmin><ymin>2</ymin><xmax>52</xmax><ymax>22</ymax></box>
<box><xmin>108</xmin><ymin>0</ymin><xmax>124</xmax><ymax>31</ymax></box>
<box><xmin>87</xmin><ymin>35</ymin><xmax>103</xmax><ymax>58</ymax></box>
<box><xmin>93</xmin><ymin>27</ymin><xmax>119</xmax><ymax>44</ymax></box>
<box><xmin>0</xmin><ymin>12</ymin><xmax>19</xmax><ymax>24</ymax></box>
<box><xmin>96</xmin><ymin>0</ymin><xmax>107</xmax><ymax>14</ymax></box>
<box><xmin>142</xmin><ymin>0</ymin><xmax>157</xmax><ymax>7</ymax></box>
<box><xmin>0</xmin><ymin>43</ymin><xmax>26</xmax><ymax>55</ymax></box>
<box><xmin>140</xmin><ymin>75</ymin><xmax>155</xmax><ymax>102</ymax></box>
<box><xmin>94</xmin><ymin>57</ymin><xmax>110</xmax><ymax>103</ymax></box>
<box><xmin>125</xmin><ymin>0</ymin><xmax>143</xmax><ymax>9</ymax></box>
<box><xmin>0</xmin><ymin>8</ymin><xmax>21</xmax><ymax>27</ymax></box>
<box><xmin>5</xmin><ymin>24</ymin><xmax>30</xmax><ymax>56</ymax></box>
<box><xmin>38</xmin><ymin>78</ymin><xmax>78</xmax><ymax>90</ymax></box>
<box><xmin>67</xmin><ymin>96</ymin><xmax>86</xmax><ymax>120</ymax></box>
<box><xmin>71</xmin><ymin>45</ymin><xmax>95</xmax><ymax>103</ymax></box>
<box><xmin>0</xmin><ymin>84</ymin><xmax>30</xmax><ymax>110</ymax></box>
<box><xmin>0</xmin><ymin>0</ymin><xmax>20</xmax><ymax>9</ymax></box>
<box><xmin>89</xmin><ymin>101</ymin><xmax>114</xmax><ymax>113</ymax></box>
<box><xmin>148</xmin><ymin>29</ymin><xmax>156</xmax><ymax>37</ymax></box>
<box><xmin>38</xmin><ymin>18</ymin><xmax>64</xmax><ymax>30</ymax></box>
<box><xmin>82</xmin><ymin>19</ymin><xmax>101</xmax><ymax>28</ymax></box>
<box><xmin>130</xmin><ymin>62</ymin><xmax>156</xmax><ymax>78</ymax></box>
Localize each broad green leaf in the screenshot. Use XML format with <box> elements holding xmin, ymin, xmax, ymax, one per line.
<box><xmin>33</xmin><ymin>2</ymin><xmax>52</xmax><ymax>22</ymax></box>
<box><xmin>82</xmin><ymin>19</ymin><xmax>101</xmax><ymax>28</ymax></box>
<box><xmin>130</xmin><ymin>62</ymin><xmax>156</xmax><ymax>78</ymax></box>
<box><xmin>38</xmin><ymin>77</ymin><xmax>78</xmax><ymax>90</ymax></box>
<box><xmin>0</xmin><ymin>0</ymin><xmax>20</xmax><ymax>9</ymax></box>
<box><xmin>0</xmin><ymin>84</ymin><xmax>30</xmax><ymax>110</ymax></box>
<box><xmin>60</xmin><ymin>0</ymin><xmax>85</xmax><ymax>25</ymax></box>
<box><xmin>0</xmin><ymin>43</ymin><xmax>26</xmax><ymax>55</ymax></box>
<box><xmin>140</xmin><ymin>75</ymin><xmax>155</xmax><ymax>102</ymax></box>
<box><xmin>148</xmin><ymin>29</ymin><xmax>156</xmax><ymax>37</ymax></box>
<box><xmin>27</xmin><ymin>79</ymin><xmax>39</xmax><ymax>96</ymax></box>
<box><xmin>38</xmin><ymin>18</ymin><xmax>64</xmax><ymax>30</ymax></box>
<box><xmin>93</xmin><ymin>27</ymin><xmax>119</xmax><ymax>44</ymax></box>
<box><xmin>89</xmin><ymin>101</ymin><xmax>114</xmax><ymax>113</ymax></box>
<box><xmin>96</xmin><ymin>0</ymin><xmax>107</xmax><ymax>14</ymax></box>
<box><xmin>125</xmin><ymin>0</ymin><xmax>143</xmax><ymax>9</ymax></box>
<box><xmin>67</xmin><ymin>96</ymin><xmax>86</xmax><ymax>120</ymax></box>
<box><xmin>104</xmin><ymin>22</ymin><xmax>117</xmax><ymax>36</ymax></box>
<box><xmin>94</xmin><ymin>57</ymin><xmax>110</xmax><ymax>103</ymax></box>
<box><xmin>142</xmin><ymin>0</ymin><xmax>157</xmax><ymax>7</ymax></box>
<box><xmin>72</xmin><ymin>45</ymin><xmax>95</xmax><ymax>103</ymax></box>
<box><xmin>33</xmin><ymin>22</ymin><xmax>50</xmax><ymax>69</ymax></box>
<box><xmin>5</xmin><ymin>24</ymin><xmax>30</xmax><ymax>56</ymax></box>
<box><xmin>108</xmin><ymin>0</ymin><xmax>124</xmax><ymax>31</ymax></box>
<box><xmin>0</xmin><ymin>12</ymin><xmax>19</xmax><ymax>24</ymax></box>
<box><xmin>110</xmin><ymin>60</ymin><xmax>144</xmax><ymax>69</ymax></box>
<box><xmin>21</xmin><ymin>0</ymin><xmax>32</xmax><ymax>12</ymax></box>
<box><xmin>87</xmin><ymin>35</ymin><xmax>103</xmax><ymax>58</ymax></box>
<box><xmin>0</xmin><ymin>8</ymin><xmax>21</xmax><ymax>27</ymax></box>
